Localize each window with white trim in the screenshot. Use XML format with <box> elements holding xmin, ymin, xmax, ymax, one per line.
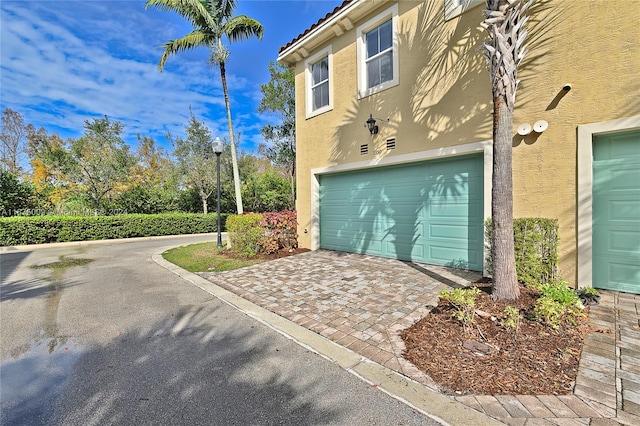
<box><xmin>311</xmin><ymin>57</ymin><xmax>329</xmax><ymax>109</ymax></box>
<box><xmin>305</xmin><ymin>46</ymin><xmax>332</xmax><ymax>118</ymax></box>
<box><xmin>444</xmin><ymin>0</ymin><xmax>483</xmax><ymax>21</ymax></box>
<box><xmin>357</xmin><ymin>4</ymin><xmax>399</xmax><ymax>98</ymax></box>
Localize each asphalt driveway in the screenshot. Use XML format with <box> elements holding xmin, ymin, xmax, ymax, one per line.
<box><xmin>0</xmin><ymin>236</ymin><xmax>442</xmax><ymax>426</ymax></box>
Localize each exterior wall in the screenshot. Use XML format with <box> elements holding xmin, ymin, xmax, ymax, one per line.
<box><xmin>292</xmin><ymin>0</ymin><xmax>640</xmax><ymax>287</ymax></box>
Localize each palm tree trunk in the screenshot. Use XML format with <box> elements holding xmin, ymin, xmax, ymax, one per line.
<box><xmin>491</xmin><ymin>94</ymin><xmax>519</xmax><ymax>300</ymax></box>
<box><xmin>219</xmin><ymin>61</ymin><xmax>243</xmax><ymax>214</ymax></box>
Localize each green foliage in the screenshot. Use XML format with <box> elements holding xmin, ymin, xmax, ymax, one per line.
<box><xmin>41</xmin><ymin>116</ymin><xmax>136</xmax><ymax>210</ymax></box>
<box><xmin>439</xmin><ymin>287</ymin><xmax>481</xmax><ymax>329</ymax></box>
<box><xmin>485</xmin><ymin>217</ymin><xmax>559</xmax><ymax>287</ymax></box>
<box><xmin>534</xmin><ymin>279</ymin><xmax>585</xmax><ymax>329</ymax></box>
<box><xmin>171</xmin><ymin>111</ymin><xmax>218</xmax><ymax>214</ymax></box>
<box><xmin>501</xmin><ymin>305</ymin><xmax>522</xmax><ymax>331</ymax></box>
<box><xmin>582</xmin><ymin>287</ymin><xmax>599</xmax><ymax>296</ymax></box>
<box><xmin>110</xmin><ymin>186</ymin><xmax>178</xmax><ymax>214</ymax></box>
<box><xmin>257</xmin><ymin>61</ymin><xmax>296</xmax><ymax>204</ymax></box>
<box><xmin>226</xmin><ymin>213</ymin><xmax>263</xmax><ymax>257</ymax></box>
<box><xmin>0</xmin><ymin>170</ymin><xmax>36</xmax><ymax>216</ymax></box>
<box><xmin>258</xmin><ymin>211</ymin><xmax>298</xmax><ymax>254</ymax></box>
<box><xmin>0</xmin><ymin>213</ymin><xmax>227</xmax><ymax>246</ymax></box>
<box><xmin>243</xmin><ymin>169</ymin><xmax>293</xmax><ymax>212</ymax></box>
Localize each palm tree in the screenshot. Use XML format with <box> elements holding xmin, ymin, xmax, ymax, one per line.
<box><xmin>481</xmin><ymin>0</ymin><xmax>532</xmax><ymax>300</ymax></box>
<box><xmin>146</xmin><ymin>0</ymin><xmax>263</xmax><ymax>214</ymax></box>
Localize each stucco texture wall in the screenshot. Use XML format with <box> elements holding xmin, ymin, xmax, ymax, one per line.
<box><xmin>293</xmin><ymin>0</ymin><xmax>640</xmax><ymax>286</ymax></box>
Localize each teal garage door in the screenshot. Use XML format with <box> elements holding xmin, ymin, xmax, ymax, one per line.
<box><xmin>593</xmin><ymin>130</ymin><xmax>640</xmax><ymax>293</ymax></box>
<box><xmin>319</xmin><ymin>154</ymin><xmax>484</xmax><ymax>270</ymax></box>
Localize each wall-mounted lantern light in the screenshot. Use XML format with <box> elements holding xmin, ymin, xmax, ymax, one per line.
<box><xmin>366</xmin><ymin>114</ymin><xmax>390</xmax><ymax>135</ymax></box>
<box><xmin>366</xmin><ymin>114</ymin><xmax>378</xmax><ymax>135</ymax></box>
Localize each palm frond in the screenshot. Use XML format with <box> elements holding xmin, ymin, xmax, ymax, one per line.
<box><xmin>157</xmin><ymin>30</ymin><xmax>211</xmax><ymax>71</ymax></box>
<box><xmin>223</xmin><ymin>15</ymin><xmax>264</xmax><ymax>43</ymax></box>
<box><xmin>146</xmin><ymin>0</ymin><xmax>218</xmax><ymax>32</ymax></box>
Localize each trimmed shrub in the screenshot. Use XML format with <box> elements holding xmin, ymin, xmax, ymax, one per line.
<box><xmin>226</xmin><ymin>213</ymin><xmax>263</xmax><ymax>257</ymax></box>
<box><xmin>0</xmin><ymin>213</ymin><xmax>227</xmax><ymax>246</ymax></box>
<box><xmin>485</xmin><ymin>218</ymin><xmax>559</xmax><ymax>287</ymax></box>
<box><xmin>258</xmin><ymin>211</ymin><xmax>298</xmax><ymax>254</ymax></box>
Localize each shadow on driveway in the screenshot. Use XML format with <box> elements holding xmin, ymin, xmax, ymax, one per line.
<box><xmin>2</xmin><ymin>304</ymin><xmax>342</xmax><ymax>426</ymax></box>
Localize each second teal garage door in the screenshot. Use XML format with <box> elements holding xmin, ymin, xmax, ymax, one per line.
<box><xmin>592</xmin><ymin>130</ymin><xmax>640</xmax><ymax>293</ymax></box>
<box><xmin>319</xmin><ymin>154</ymin><xmax>484</xmax><ymax>271</ymax></box>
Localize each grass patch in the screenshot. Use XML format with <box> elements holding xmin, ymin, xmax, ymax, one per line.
<box><xmin>162</xmin><ymin>242</ymin><xmax>263</xmax><ymax>273</ymax></box>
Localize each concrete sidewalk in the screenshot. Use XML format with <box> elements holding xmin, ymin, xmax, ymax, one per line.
<box><xmin>159</xmin><ymin>249</ymin><xmax>640</xmax><ymax>425</ymax></box>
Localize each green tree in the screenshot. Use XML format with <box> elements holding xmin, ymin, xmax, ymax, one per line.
<box><xmin>257</xmin><ymin>61</ymin><xmax>296</xmax><ymax>205</ymax></box>
<box><xmin>46</xmin><ymin>117</ymin><xmax>136</xmax><ymax>212</ymax></box>
<box><xmin>171</xmin><ymin>111</ymin><xmax>218</xmax><ymax>214</ymax></box>
<box><xmin>481</xmin><ymin>0</ymin><xmax>532</xmax><ymax>300</ymax></box>
<box><xmin>26</xmin><ymin>126</ymin><xmax>71</xmax><ymax>208</ymax></box>
<box><xmin>0</xmin><ymin>169</ymin><xmax>35</xmax><ymax>216</ymax></box>
<box><xmin>0</xmin><ymin>108</ymin><xmax>28</xmax><ymax>175</ymax></box>
<box><xmin>243</xmin><ymin>167</ymin><xmax>293</xmax><ymax>213</ymax></box>
<box><xmin>146</xmin><ymin>0</ymin><xmax>263</xmax><ymax>215</ymax></box>
<box><xmin>112</xmin><ymin>135</ymin><xmax>180</xmax><ymax>213</ymax></box>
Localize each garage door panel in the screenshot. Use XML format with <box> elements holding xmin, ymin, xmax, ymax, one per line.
<box><xmin>386</xmin><ymin>242</ymin><xmax>425</xmax><ymax>259</ymax></box>
<box><xmin>593</xmin><ymin>259</ymin><xmax>640</xmax><ymax>292</ymax></box>
<box><xmin>430</xmin><ymin>245</ymin><xmax>475</xmax><ymax>265</ymax></box>
<box><xmin>602</xmin><ymin>199</ymin><xmax>640</xmax><ymax>222</ymax></box>
<box><xmin>429</xmin><ymin>223</ymin><xmax>472</xmax><ymax>240</ymax></box>
<box><xmin>592</xmin><ymin>227</ymin><xmax>640</xmax><ymax>255</ymax></box>
<box><xmin>319</xmin><ymin>155</ymin><xmax>484</xmax><ymax>270</ymax></box>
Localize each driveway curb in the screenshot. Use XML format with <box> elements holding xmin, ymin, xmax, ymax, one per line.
<box><xmin>152</xmin><ymin>252</ymin><xmax>505</xmax><ymax>426</ymax></box>
<box><xmin>0</xmin><ymin>233</ymin><xmax>223</xmax><ymax>253</ymax></box>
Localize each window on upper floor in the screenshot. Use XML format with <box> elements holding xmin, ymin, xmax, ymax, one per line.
<box><xmin>357</xmin><ymin>4</ymin><xmax>399</xmax><ymax>98</ymax></box>
<box><xmin>305</xmin><ymin>46</ymin><xmax>333</xmax><ymax>118</ymax></box>
<box><xmin>444</xmin><ymin>0</ymin><xmax>484</xmax><ymax>21</ymax></box>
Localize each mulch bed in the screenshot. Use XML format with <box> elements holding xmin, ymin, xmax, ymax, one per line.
<box><xmin>222</xmin><ymin>247</ymin><xmax>310</xmax><ymax>261</ymax></box>
<box><xmin>401</xmin><ymin>283</ymin><xmax>591</xmax><ymax>395</ymax></box>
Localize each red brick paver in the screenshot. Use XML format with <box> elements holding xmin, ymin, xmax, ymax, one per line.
<box><xmin>201</xmin><ymin>251</ymin><xmax>640</xmax><ymax>425</ymax></box>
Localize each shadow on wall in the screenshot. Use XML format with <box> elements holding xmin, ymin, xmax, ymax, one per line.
<box><xmin>322</xmin><ymin>0</ymin><xmax>561</xmax><ymax>269</ymax></box>
<box><xmin>320</xmin><ymin>155</ymin><xmax>484</xmax><ymax>270</ymax></box>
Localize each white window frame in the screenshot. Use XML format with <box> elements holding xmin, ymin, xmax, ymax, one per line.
<box><xmin>444</xmin><ymin>0</ymin><xmax>484</xmax><ymax>21</ymax></box>
<box><xmin>356</xmin><ymin>4</ymin><xmax>399</xmax><ymax>99</ymax></box>
<box><xmin>305</xmin><ymin>46</ymin><xmax>333</xmax><ymax>119</ymax></box>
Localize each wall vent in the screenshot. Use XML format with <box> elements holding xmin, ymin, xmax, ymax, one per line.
<box><xmin>360</xmin><ymin>144</ymin><xmax>369</xmax><ymax>155</ymax></box>
<box><xmin>386</xmin><ymin>138</ymin><xmax>396</xmax><ymax>150</ymax></box>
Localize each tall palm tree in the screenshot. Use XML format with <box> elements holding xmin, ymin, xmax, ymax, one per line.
<box><xmin>481</xmin><ymin>0</ymin><xmax>532</xmax><ymax>300</ymax></box>
<box><xmin>146</xmin><ymin>0</ymin><xmax>263</xmax><ymax>214</ymax></box>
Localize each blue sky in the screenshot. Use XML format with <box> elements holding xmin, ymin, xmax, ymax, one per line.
<box><xmin>0</xmin><ymin>0</ymin><xmax>343</xmax><ymax>153</ymax></box>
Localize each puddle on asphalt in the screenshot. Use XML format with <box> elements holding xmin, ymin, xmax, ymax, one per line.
<box><xmin>30</xmin><ymin>256</ymin><xmax>94</xmax><ymax>271</ymax></box>
<box><xmin>0</xmin><ymin>254</ymin><xmax>93</xmax><ymax>423</ymax></box>
<box><xmin>29</xmin><ymin>256</ymin><xmax>94</xmax><ymax>353</ymax></box>
<box><xmin>0</xmin><ymin>337</ymin><xmax>84</xmax><ymax>424</ymax></box>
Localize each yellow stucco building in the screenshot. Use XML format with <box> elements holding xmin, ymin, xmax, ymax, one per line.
<box><xmin>277</xmin><ymin>0</ymin><xmax>640</xmax><ymax>292</ymax></box>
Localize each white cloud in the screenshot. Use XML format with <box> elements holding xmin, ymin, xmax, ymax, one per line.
<box><xmin>0</xmin><ymin>1</ymin><xmax>257</xmax><ymax>150</ymax></box>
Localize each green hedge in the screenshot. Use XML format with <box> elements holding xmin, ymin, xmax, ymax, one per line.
<box><xmin>0</xmin><ymin>213</ymin><xmax>228</xmax><ymax>246</ymax></box>
<box><xmin>226</xmin><ymin>213</ymin><xmax>263</xmax><ymax>257</ymax></box>
<box><xmin>485</xmin><ymin>217</ymin><xmax>559</xmax><ymax>287</ymax></box>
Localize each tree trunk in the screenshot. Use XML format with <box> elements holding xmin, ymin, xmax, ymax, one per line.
<box><xmin>491</xmin><ymin>94</ymin><xmax>519</xmax><ymax>300</ymax></box>
<box><xmin>202</xmin><ymin>196</ymin><xmax>208</xmax><ymax>215</ymax></box>
<box><xmin>219</xmin><ymin>62</ymin><xmax>243</xmax><ymax>214</ymax></box>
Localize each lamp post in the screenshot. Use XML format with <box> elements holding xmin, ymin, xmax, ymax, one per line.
<box><xmin>212</xmin><ymin>137</ymin><xmax>224</xmax><ymax>248</ymax></box>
